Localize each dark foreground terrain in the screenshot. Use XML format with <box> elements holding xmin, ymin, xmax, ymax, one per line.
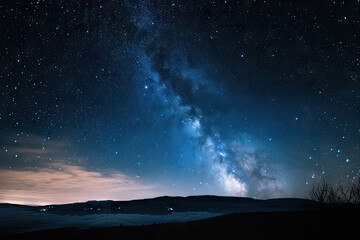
<box><xmin>1</xmin><ymin>196</ymin><xmax>359</xmax><ymax>239</ymax></box>
<box><xmin>3</xmin><ymin>207</ymin><xmax>359</xmax><ymax>240</ymax></box>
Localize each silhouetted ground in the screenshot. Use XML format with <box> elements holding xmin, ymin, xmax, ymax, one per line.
<box><xmin>0</xmin><ymin>196</ymin><xmax>319</xmax><ymax>234</ymax></box>
<box><xmin>3</xmin><ymin>206</ymin><xmax>359</xmax><ymax>239</ymax></box>
<box><xmin>0</xmin><ymin>196</ymin><xmax>318</xmax><ymax>215</ymax></box>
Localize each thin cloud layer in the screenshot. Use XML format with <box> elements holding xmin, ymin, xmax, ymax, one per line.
<box><xmin>0</xmin><ymin>164</ymin><xmax>158</xmax><ymax>205</ymax></box>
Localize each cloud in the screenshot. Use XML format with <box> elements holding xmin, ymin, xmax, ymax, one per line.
<box><xmin>1</xmin><ymin>135</ymin><xmax>78</xmax><ymax>169</ymax></box>
<box><xmin>0</xmin><ymin>163</ymin><xmax>158</xmax><ymax>205</ymax></box>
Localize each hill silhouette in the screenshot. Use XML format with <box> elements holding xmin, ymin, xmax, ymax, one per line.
<box><xmin>1</xmin><ymin>195</ymin><xmax>358</xmax><ymax>239</ymax></box>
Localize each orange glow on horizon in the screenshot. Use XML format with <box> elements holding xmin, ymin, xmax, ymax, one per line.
<box><xmin>0</xmin><ymin>164</ymin><xmax>159</xmax><ymax>205</ymax></box>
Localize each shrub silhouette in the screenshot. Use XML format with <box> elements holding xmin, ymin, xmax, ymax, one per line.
<box><xmin>352</xmin><ymin>178</ymin><xmax>360</xmax><ymax>204</ymax></box>
<box><xmin>309</xmin><ymin>178</ymin><xmax>360</xmax><ymax>205</ymax></box>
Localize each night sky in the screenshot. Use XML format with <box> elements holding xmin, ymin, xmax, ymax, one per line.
<box><xmin>1</xmin><ymin>0</ymin><xmax>359</xmax><ymax>205</ymax></box>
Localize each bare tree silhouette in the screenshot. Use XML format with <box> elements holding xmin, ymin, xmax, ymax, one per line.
<box><xmin>309</xmin><ymin>178</ymin><xmax>360</xmax><ymax>205</ymax></box>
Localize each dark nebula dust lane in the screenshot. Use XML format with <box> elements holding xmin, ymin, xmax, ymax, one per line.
<box><xmin>0</xmin><ymin>0</ymin><xmax>359</xmax><ymax>204</ymax></box>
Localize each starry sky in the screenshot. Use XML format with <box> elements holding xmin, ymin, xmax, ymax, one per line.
<box><xmin>1</xmin><ymin>0</ymin><xmax>359</xmax><ymax>205</ymax></box>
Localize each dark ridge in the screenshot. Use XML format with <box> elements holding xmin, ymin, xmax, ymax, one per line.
<box><xmin>0</xmin><ymin>195</ymin><xmax>317</xmax><ymax>215</ymax></box>
<box><xmin>0</xmin><ymin>196</ymin><xmax>316</xmax><ymax>216</ymax></box>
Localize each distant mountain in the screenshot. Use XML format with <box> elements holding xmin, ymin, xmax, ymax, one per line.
<box><xmin>0</xmin><ymin>195</ymin><xmax>317</xmax><ymax>215</ymax></box>
<box><xmin>1</xmin><ymin>197</ymin><xmax>358</xmax><ymax>239</ymax></box>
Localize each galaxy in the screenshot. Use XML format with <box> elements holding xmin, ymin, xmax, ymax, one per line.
<box><xmin>0</xmin><ymin>0</ymin><xmax>359</xmax><ymax>205</ymax></box>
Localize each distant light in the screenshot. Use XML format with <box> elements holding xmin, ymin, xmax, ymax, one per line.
<box><xmin>240</xmin><ymin>54</ymin><xmax>244</xmax><ymax>58</ymax></box>
<box><xmin>268</xmin><ymin>138</ymin><xmax>272</xmax><ymax>141</ymax></box>
<box><xmin>322</xmin><ymin>171</ymin><xmax>325</xmax><ymax>175</ymax></box>
<box><xmin>295</xmin><ymin>117</ymin><xmax>298</xmax><ymax>120</ymax></box>
<box><xmin>144</xmin><ymin>85</ymin><xmax>148</xmax><ymax>89</ymax></box>
<box><xmin>306</xmin><ymin>181</ymin><xmax>309</xmax><ymax>185</ymax></box>
<box><xmin>346</xmin><ymin>158</ymin><xmax>349</xmax><ymax>163</ymax></box>
<box><xmin>337</xmin><ymin>149</ymin><xmax>341</xmax><ymax>153</ymax></box>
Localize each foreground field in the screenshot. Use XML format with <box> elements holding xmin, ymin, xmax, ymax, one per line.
<box><xmin>1</xmin><ymin>196</ymin><xmax>358</xmax><ymax>239</ymax></box>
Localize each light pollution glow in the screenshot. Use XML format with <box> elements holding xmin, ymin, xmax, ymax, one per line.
<box><xmin>0</xmin><ymin>163</ymin><xmax>159</xmax><ymax>205</ymax></box>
